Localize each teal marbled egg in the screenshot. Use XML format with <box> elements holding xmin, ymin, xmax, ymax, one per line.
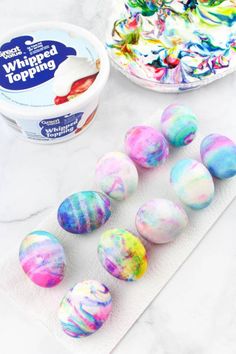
<box><xmin>161</xmin><ymin>104</ymin><xmax>198</xmax><ymax>147</ymax></box>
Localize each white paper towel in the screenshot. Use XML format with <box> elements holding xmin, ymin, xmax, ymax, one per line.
<box><xmin>0</xmin><ymin>121</ymin><xmax>235</xmax><ymax>354</ymax></box>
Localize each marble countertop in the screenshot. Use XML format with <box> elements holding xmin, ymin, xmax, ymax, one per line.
<box><xmin>0</xmin><ymin>1</ymin><xmax>236</xmax><ymax>353</ymax></box>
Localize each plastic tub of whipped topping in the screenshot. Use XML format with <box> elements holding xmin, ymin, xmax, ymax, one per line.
<box><xmin>0</xmin><ymin>22</ymin><xmax>110</xmax><ymax>143</ymax></box>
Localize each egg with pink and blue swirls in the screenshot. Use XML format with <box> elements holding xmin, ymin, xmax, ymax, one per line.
<box><xmin>171</xmin><ymin>159</ymin><xmax>215</xmax><ymax>210</ymax></box>
<box><xmin>19</xmin><ymin>230</ymin><xmax>65</xmax><ymax>288</ymax></box>
<box><xmin>95</xmin><ymin>152</ymin><xmax>138</xmax><ymax>201</ymax></box>
<box><xmin>161</xmin><ymin>104</ymin><xmax>198</xmax><ymax>147</ymax></box>
<box><xmin>200</xmin><ymin>134</ymin><xmax>236</xmax><ymax>180</ymax></box>
<box><xmin>57</xmin><ymin>191</ymin><xmax>111</xmax><ymax>234</ymax></box>
<box><xmin>58</xmin><ymin>280</ymin><xmax>112</xmax><ymax>338</ymax></box>
<box><xmin>125</xmin><ymin>126</ymin><xmax>169</xmax><ymax>168</ymax></box>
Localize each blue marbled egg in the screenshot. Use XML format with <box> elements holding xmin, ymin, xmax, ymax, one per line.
<box><xmin>57</xmin><ymin>191</ymin><xmax>111</xmax><ymax>234</ymax></box>
<box><xmin>200</xmin><ymin>134</ymin><xmax>236</xmax><ymax>179</ymax></box>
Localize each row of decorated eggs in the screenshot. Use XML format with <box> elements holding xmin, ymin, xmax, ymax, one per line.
<box><xmin>19</xmin><ymin>195</ymin><xmax>189</xmax><ymax>289</ymax></box>
<box><xmin>20</xmin><ymin>195</ymin><xmax>191</xmax><ymax>285</ymax></box>
<box><xmin>95</xmin><ymin>104</ymin><xmax>235</xmax><ymax>203</ymax></box>
<box><xmin>19</xmin><ymin>189</ymin><xmax>193</xmax><ymax>291</ymax></box>
<box><xmin>94</xmin><ymin>145</ymin><xmax>235</xmax><ymax>212</ymax></box>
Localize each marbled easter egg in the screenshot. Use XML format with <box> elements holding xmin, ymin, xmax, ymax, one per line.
<box><xmin>200</xmin><ymin>134</ymin><xmax>236</xmax><ymax>179</ymax></box>
<box><xmin>57</xmin><ymin>191</ymin><xmax>111</xmax><ymax>234</ymax></box>
<box><xmin>95</xmin><ymin>151</ymin><xmax>138</xmax><ymax>201</ymax></box>
<box><xmin>98</xmin><ymin>228</ymin><xmax>148</xmax><ymax>281</ymax></box>
<box><xmin>58</xmin><ymin>280</ymin><xmax>112</xmax><ymax>338</ymax></box>
<box><xmin>170</xmin><ymin>159</ymin><xmax>215</xmax><ymax>210</ymax></box>
<box><xmin>19</xmin><ymin>230</ymin><xmax>65</xmax><ymax>288</ymax></box>
<box><xmin>136</xmin><ymin>198</ymin><xmax>188</xmax><ymax>244</ymax></box>
<box><xmin>161</xmin><ymin>103</ymin><xmax>198</xmax><ymax>147</ymax></box>
<box><xmin>125</xmin><ymin>126</ymin><xmax>169</xmax><ymax>168</ymax></box>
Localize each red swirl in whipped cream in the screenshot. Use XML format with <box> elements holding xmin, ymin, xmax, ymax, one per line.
<box><xmin>53</xmin><ymin>56</ymin><xmax>100</xmax><ymax>105</ymax></box>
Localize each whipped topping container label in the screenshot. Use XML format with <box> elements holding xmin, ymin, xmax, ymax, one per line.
<box><xmin>39</xmin><ymin>114</ymin><xmax>83</xmax><ymax>139</ymax></box>
<box><xmin>0</xmin><ymin>36</ymin><xmax>76</xmax><ymax>91</ymax></box>
<box><xmin>0</xmin><ymin>30</ymin><xmax>99</xmax><ymax>107</ymax></box>
<box><xmin>0</xmin><ymin>23</ymin><xmax>109</xmax><ymax>144</ymax></box>
<box><xmin>12</xmin><ymin>108</ymin><xmax>97</xmax><ymax>142</ymax></box>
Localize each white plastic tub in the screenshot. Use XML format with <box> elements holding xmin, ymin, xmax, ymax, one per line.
<box><xmin>0</xmin><ymin>22</ymin><xmax>110</xmax><ymax>143</ymax></box>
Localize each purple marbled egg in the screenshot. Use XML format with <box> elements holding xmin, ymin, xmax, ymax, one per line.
<box><xmin>125</xmin><ymin>125</ymin><xmax>169</xmax><ymax>168</ymax></box>
<box><xmin>57</xmin><ymin>191</ymin><xmax>111</xmax><ymax>234</ymax></box>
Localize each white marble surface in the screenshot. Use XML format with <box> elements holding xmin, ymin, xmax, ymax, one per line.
<box><xmin>0</xmin><ymin>1</ymin><xmax>236</xmax><ymax>353</ymax></box>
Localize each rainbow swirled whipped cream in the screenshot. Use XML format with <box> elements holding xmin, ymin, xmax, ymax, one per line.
<box><xmin>0</xmin><ymin>22</ymin><xmax>109</xmax><ymax>143</ymax></box>
<box><xmin>106</xmin><ymin>0</ymin><xmax>236</xmax><ymax>92</ymax></box>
